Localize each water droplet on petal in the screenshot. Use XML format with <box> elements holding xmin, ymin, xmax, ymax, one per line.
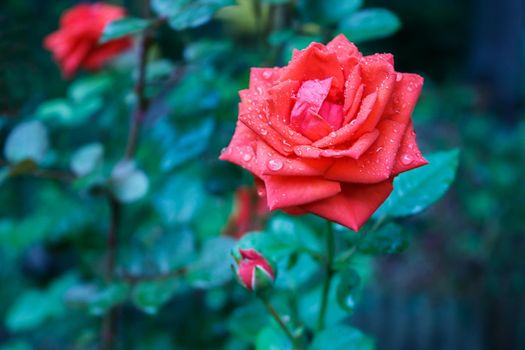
<box><xmin>243</xmin><ymin>153</ymin><xmax>252</xmax><ymax>162</ymax></box>
<box><xmin>260</xmin><ymin>129</ymin><xmax>268</xmax><ymax>136</ymax></box>
<box><xmin>396</xmin><ymin>73</ymin><xmax>403</xmax><ymax>82</ymax></box>
<box><xmin>267</xmin><ymin>158</ymin><xmax>283</xmax><ymax>171</ymax></box>
<box><xmin>262</xmin><ymin>71</ymin><xmax>272</xmax><ymax>79</ymax></box>
<box><xmin>401</xmin><ymin>154</ymin><xmax>413</xmax><ymax>165</ymax></box>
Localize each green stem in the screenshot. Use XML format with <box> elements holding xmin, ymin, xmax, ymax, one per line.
<box><xmin>261</xmin><ymin>297</ymin><xmax>302</xmax><ymax>350</ymax></box>
<box><xmin>317</xmin><ymin>220</ymin><xmax>335</xmax><ymax>332</ymax></box>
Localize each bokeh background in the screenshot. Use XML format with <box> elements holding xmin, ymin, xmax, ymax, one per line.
<box><xmin>1</xmin><ymin>0</ymin><xmax>524</xmax><ymax>349</ymax></box>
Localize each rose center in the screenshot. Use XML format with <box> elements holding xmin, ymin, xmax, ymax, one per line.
<box><xmin>289</xmin><ymin>78</ymin><xmax>344</xmax><ymax>141</ymax></box>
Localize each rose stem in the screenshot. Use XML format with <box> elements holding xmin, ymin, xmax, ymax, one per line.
<box><xmin>316</xmin><ymin>220</ymin><xmax>335</xmax><ymax>332</ymax></box>
<box><xmin>260</xmin><ymin>296</ymin><xmax>303</xmax><ymax>350</ymax></box>
<box><xmin>124</xmin><ymin>0</ymin><xmax>152</xmax><ymax>159</ymax></box>
<box><xmin>101</xmin><ymin>194</ymin><xmax>121</xmax><ymax>350</ymax></box>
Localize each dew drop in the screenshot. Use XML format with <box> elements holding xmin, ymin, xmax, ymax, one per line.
<box><xmin>396</xmin><ymin>73</ymin><xmax>403</xmax><ymax>82</ymax></box>
<box><xmin>407</xmin><ymin>86</ymin><xmax>413</xmax><ymax>92</ymax></box>
<box><xmin>262</xmin><ymin>71</ymin><xmax>272</xmax><ymax>79</ymax></box>
<box><xmin>267</xmin><ymin>158</ymin><xmax>284</xmax><ymax>171</ymax></box>
<box><xmin>401</xmin><ymin>154</ymin><xmax>413</xmax><ymax>165</ymax></box>
<box><xmin>260</xmin><ymin>129</ymin><xmax>268</xmax><ymax>136</ymax></box>
<box><xmin>242</xmin><ymin>153</ymin><xmax>252</xmax><ymax>162</ymax></box>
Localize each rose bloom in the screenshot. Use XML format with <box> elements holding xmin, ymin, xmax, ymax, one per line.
<box><xmin>220</xmin><ymin>34</ymin><xmax>427</xmax><ymax>231</ymax></box>
<box><xmin>44</xmin><ymin>3</ymin><xmax>132</xmax><ymax>78</ymax></box>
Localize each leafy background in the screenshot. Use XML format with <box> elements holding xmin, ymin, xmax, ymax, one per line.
<box><xmin>0</xmin><ymin>0</ymin><xmax>524</xmax><ymax>349</ymax></box>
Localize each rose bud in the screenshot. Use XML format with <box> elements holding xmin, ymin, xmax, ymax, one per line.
<box><xmin>44</xmin><ymin>3</ymin><xmax>132</xmax><ymax>78</ymax></box>
<box><xmin>236</xmin><ymin>249</ymin><xmax>275</xmax><ymax>292</ymax></box>
<box><xmin>220</xmin><ymin>34</ymin><xmax>428</xmax><ymax>231</ymax></box>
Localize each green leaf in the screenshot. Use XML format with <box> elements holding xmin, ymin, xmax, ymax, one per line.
<box><xmin>228</xmin><ymin>302</ymin><xmax>268</xmax><ymax>342</ymax></box>
<box><xmin>152</xmin><ymin>228</ymin><xmax>195</xmax><ymax>272</ymax></box>
<box><xmin>156</xmin><ymin>117</ymin><xmax>215</xmax><ymax>172</ymax></box>
<box><xmin>110</xmin><ymin>161</ymin><xmax>149</xmax><ymax>203</ymax></box>
<box><xmin>358</xmin><ymin>223</ymin><xmax>409</xmax><ymax>255</ymax></box>
<box><xmin>376</xmin><ymin>149</ymin><xmax>460</xmax><ymax>218</ymax></box>
<box><xmin>101</xmin><ymin>18</ymin><xmax>151</xmax><ymax>43</ymax></box>
<box><xmin>310</xmin><ymin>325</ymin><xmax>374</xmax><ymax>350</ymax></box>
<box><xmin>298</xmin><ymin>0</ymin><xmax>362</xmax><ymax>25</ymax></box>
<box><xmin>4</xmin><ymin>121</ymin><xmax>49</xmax><ymax>164</ymax></box>
<box><xmin>186</xmin><ymin>237</ymin><xmax>235</xmax><ymax>288</ymax></box>
<box><xmin>89</xmin><ymin>283</ymin><xmax>129</xmax><ymax>316</ymax></box>
<box><xmin>336</xmin><ymin>268</ymin><xmax>360</xmax><ymax>313</ymax></box>
<box><xmin>320</xmin><ymin>0</ymin><xmax>362</xmax><ymax>23</ymax></box>
<box><xmin>236</xmin><ymin>214</ymin><xmax>321</xmax><ymax>261</ymax></box>
<box><xmin>36</xmin><ymin>98</ymin><xmax>100</xmax><ymax>126</ymax></box>
<box><xmin>339</xmin><ymin>8</ymin><xmax>401</xmax><ymax>43</ymax></box>
<box><xmin>0</xmin><ymin>340</ymin><xmax>32</xmax><ymax>350</ymax></box>
<box><xmin>70</xmin><ymin>143</ymin><xmax>104</xmax><ymax>177</ymax></box>
<box><xmin>5</xmin><ymin>273</ymin><xmax>78</xmax><ymax>332</ymax></box>
<box><xmin>132</xmin><ymin>279</ymin><xmax>179</xmax><ymax>314</ymax></box>
<box><xmin>259</xmin><ymin>0</ymin><xmax>289</xmax><ymax>4</ymax></box>
<box><xmin>35</xmin><ymin>99</ymin><xmax>73</xmax><ymax>123</ymax></box>
<box><xmin>154</xmin><ymin>169</ymin><xmax>205</xmax><ymax>224</ymax></box>
<box><xmin>68</xmin><ymin>74</ymin><xmax>112</xmax><ymax>101</ymax></box>
<box><xmin>152</xmin><ymin>0</ymin><xmax>234</xmax><ymax>31</ymax></box>
<box><xmin>256</xmin><ymin>325</ymin><xmax>292</xmax><ymax>350</ymax></box>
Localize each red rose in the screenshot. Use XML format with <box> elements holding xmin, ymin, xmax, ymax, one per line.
<box><xmin>44</xmin><ymin>3</ymin><xmax>132</xmax><ymax>78</ymax></box>
<box><xmin>236</xmin><ymin>249</ymin><xmax>275</xmax><ymax>291</ymax></box>
<box><xmin>223</xmin><ymin>186</ymin><xmax>269</xmax><ymax>239</ymax></box>
<box><xmin>220</xmin><ymin>34</ymin><xmax>427</xmax><ymax>231</ymax></box>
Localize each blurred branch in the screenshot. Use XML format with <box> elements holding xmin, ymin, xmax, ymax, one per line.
<box><xmin>124</xmin><ymin>1</ymin><xmax>153</xmax><ymax>159</ymax></box>
<box><xmin>118</xmin><ymin>267</ymin><xmax>187</xmax><ymax>285</ymax></box>
<box><xmin>102</xmin><ymin>194</ymin><xmax>121</xmax><ymax>350</ymax></box>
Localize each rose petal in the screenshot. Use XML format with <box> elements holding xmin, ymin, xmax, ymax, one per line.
<box><xmin>357</xmin><ymin>54</ymin><xmax>397</xmax><ymax>135</ymax></box>
<box><xmin>238</xmin><ymin>91</ymin><xmax>293</xmax><ymax>156</ymax></box>
<box><xmin>249</xmin><ymin>67</ymin><xmax>283</xmax><ymax>91</ymax></box>
<box><xmin>392</xmin><ymin>122</ymin><xmax>428</xmax><ymax>174</ymax></box>
<box><xmin>319</xmin><ymin>100</ymin><xmax>344</xmax><ymax>130</ymax></box>
<box><xmin>257</xmin><ymin>140</ymin><xmax>332</xmax><ymax>177</ymax></box>
<box><xmin>302</xmin><ymin>181</ymin><xmax>393</xmax><ymax>231</ymax></box>
<box><xmin>263</xmin><ymin>175</ymin><xmax>341</xmax><ymax>210</ymax></box>
<box><xmin>290</xmin><ymin>78</ymin><xmax>334</xmax><ymax>140</ymax></box>
<box><xmin>326</xmin><ymin>34</ymin><xmax>361</xmax><ymax>70</ymax></box>
<box><xmin>219</xmin><ymin>121</ymin><xmax>261</xmax><ymax>175</ymax></box>
<box><xmin>62</xmin><ymin>40</ymin><xmax>93</xmax><ymax>78</ymax></box>
<box><xmin>320</xmin><ymin>130</ymin><xmax>379</xmax><ymax>158</ymax></box>
<box><xmin>313</xmin><ymin>92</ymin><xmax>377</xmax><ymax>148</ymax></box>
<box><xmin>342</xmin><ymin>65</ymin><xmax>362</xmax><ymax>114</ymax></box>
<box><xmin>384</xmin><ymin>73</ymin><xmax>424</xmax><ymax>125</ymax></box>
<box><xmin>294</xmin><ymin>129</ymin><xmax>379</xmax><ymax>159</ymax></box>
<box><xmin>267</xmin><ymin>80</ymin><xmax>312</xmax><ymax>145</ymax></box>
<box><xmin>281</xmin><ymin>43</ymin><xmax>345</xmax><ymax>94</ymax></box>
<box><xmin>325</xmin><ymin>119</ymin><xmax>406</xmax><ymax>183</ymax></box>
<box><xmin>83</xmin><ymin>38</ymin><xmax>132</xmax><ymax>69</ymax></box>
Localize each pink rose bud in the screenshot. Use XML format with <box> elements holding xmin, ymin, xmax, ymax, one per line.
<box><xmin>236</xmin><ymin>249</ymin><xmax>275</xmax><ymax>291</ymax></box>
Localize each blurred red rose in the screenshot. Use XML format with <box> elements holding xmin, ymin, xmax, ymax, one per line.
<box><xmin>223</xmin><ymin>186</ymin><xmax>269</xmax><ymax>239</ymax></box>
<box><xmin>44</xmin><ymin>3</ymin><xmax>132</xmax><ymax>78</ymax></box>
<box><xmin>220</xmin><ymin>34</ymin><xmax>427</xmax><ymax>231</ymax></box>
